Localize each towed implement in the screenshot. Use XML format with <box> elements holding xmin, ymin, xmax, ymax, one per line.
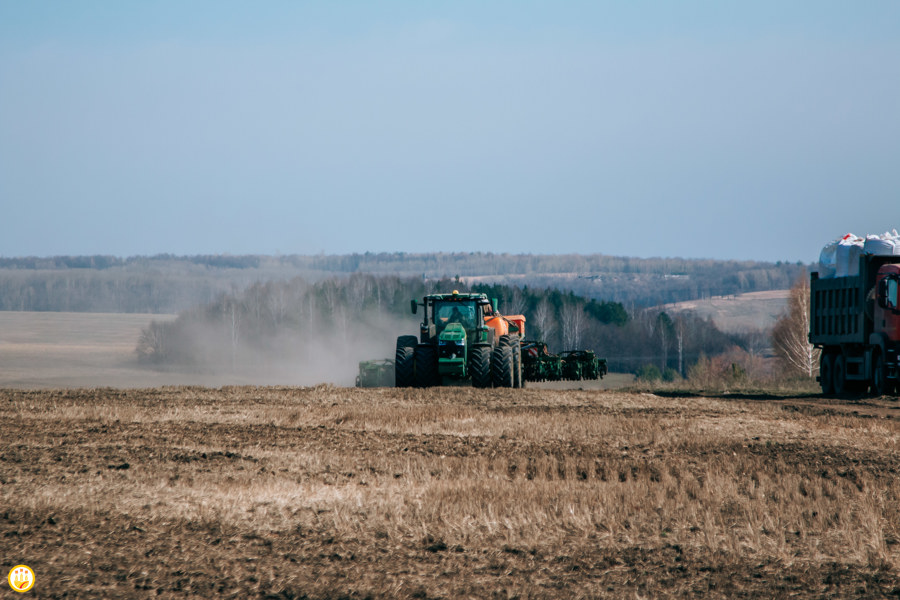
<box><xmin>520</xmin><ymin>343</ymin><xmax>607</xmax><ymax>382</ymax></box>
<box><xmin>356</xmin><ymin>359</ymin><xmax>395</xmax><ymax>387</ymax></box>
<box><xmin>560</xmin><ymin>350</ymin><xmax>608</xmax><ymax>381</ymax></box>
<box><xmin>520</xmin><ymin>340</ymin><xmax>562</xmax><ymax>381</ymax></box>
<box><xmin>396</xmin><ymin>291</ymin><xmax>526</xmax><ymax>388</ymax></box>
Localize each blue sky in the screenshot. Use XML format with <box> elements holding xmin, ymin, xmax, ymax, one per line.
<box><xmin>1</xmin><ymin>1</ymin><xmax>898</xmax><ymax>262</ymax></box>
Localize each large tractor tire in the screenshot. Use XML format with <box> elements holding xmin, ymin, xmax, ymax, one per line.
<box><xmin>395</xmin><ymin>336</ymin><xmax>417</xmax><ymax>388</ymax></box>
<box><xmin>414</xmin><ymin>344</ymin><xmax>439</xmax><ymax>388</ymax></box>
<box><xmin>492</xmin><ymin>343</ymin><xmax>514</xmax><ymax>388</ymax></box>
<box><xmin>470</xmin><ymin>345</ymin><xmax>493</xmax><ymax>388</ymax></box>
<box><xmin>397</xmin><ymin>335</ymin><xmax>418</xmax><ymax>350</ymax></box>
<box><xmin>509</xmin><ymin>335</ymin><xmax>523</xmax><ymax>388</ymax></box>
<box><xmin>819</xmin><ymin>352</ymin><xmax>835</xmax><ymax>395</ymax></box>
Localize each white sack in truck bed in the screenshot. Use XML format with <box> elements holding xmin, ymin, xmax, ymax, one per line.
<box><xmin>818</xmin><ymin>229</ymin><xmax>900</xmax><ymax>278</ymax></box>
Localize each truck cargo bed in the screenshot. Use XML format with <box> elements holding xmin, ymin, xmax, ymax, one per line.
<box><xmin>810</xmin><ymin>254</ymin><xmax>899</xmax><ymax>347</ymax></box>
<box><xmin>809</xmin><ymin>274</ymin><xmax>865</xmax><ymax>345</ymax></box>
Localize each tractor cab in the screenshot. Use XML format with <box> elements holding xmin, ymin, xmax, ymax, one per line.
<box><xmin>435</xmin><ymin>301</ymin><xmax>477</xmax><ymax>332</ymax></box>
<box><xmin>413</xmin><ymin>291</ymin><xmax>495</xmax><ymax>348</ymax></box>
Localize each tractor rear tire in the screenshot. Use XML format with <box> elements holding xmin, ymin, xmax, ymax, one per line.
<box><xmin>509</xmin><ymin>335</ymin><xmax>523</xmax><ymax>388</ymax></box>
<box><xmin>414</xmin><ymin>345</ymin><xmax>438</xmax><ymax>388</ymax></box>
<box><xmin>471</xmin><ymin>345</ymin><xmax>492</xmax><ymax>388</ymax></box>
<box><xmin>492</xmin><ymin>343</ymin><xmax>514</xmax><ymax>388</ymax></box>
<box><xmin>397</xmin><ymin>335</ymin><xmax>418</xmax><ymax>351</ymax></box>
<box><xmin>395</xmin><ymin>345</ymin><xmax>415</xmax><ymax>388</ymax></box>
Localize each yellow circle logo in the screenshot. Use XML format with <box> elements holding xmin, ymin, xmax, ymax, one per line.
<box><xmin>8</xmin><ymin>565</ymin><xmax>34</xmax><ymax>593</ymax></box>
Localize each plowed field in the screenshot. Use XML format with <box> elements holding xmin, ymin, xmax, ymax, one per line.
<box><xmin>3</xmin><ymin>386</ymin><xmax>900</xmax><ymax>598</ymax></box>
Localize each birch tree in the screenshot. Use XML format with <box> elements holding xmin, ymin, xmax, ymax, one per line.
<box><xmin>561</xmin><ymin>303</ymin><xmax>585</xmax><ymax>350</ymax></box>
<box><xmin>532</xmin><ymin>297</ymin><xmax>554</xmax><ymax>342</ymax></box>
<box><xmin>772</xmin><ymin>278</ymin><xmax>819</xmax><ymax>377</ymax></box>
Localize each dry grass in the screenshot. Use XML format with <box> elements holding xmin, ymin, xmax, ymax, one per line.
<box><xmin>2</xmin><ymin>386</ymin><xmax>900</xmax><ymax>598</ymax></box>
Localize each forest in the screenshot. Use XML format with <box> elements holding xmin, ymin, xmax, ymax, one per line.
<box><xmin>136</xmin><ymin>273</ymin><xmax>756</xmax><ymax>377</ymax></box>
<box><xmin>0</xmin><ymin>252</ymin><xmax>807</xmax><ymax>313</ymax></box>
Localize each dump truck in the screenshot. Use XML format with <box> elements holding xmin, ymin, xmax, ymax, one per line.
<box><xmin>356</xmin><ymin>359</ymin><xmax>395</xmax><ymax>387</ymax></box>
<box><xmin>810</xmin><ymin>253</ymin><xmax>900</xmax><ymax>395</ymax></box>
<box><xmin>395</xmin><ymin>290</ymin><xmax>525</xmax><ymax>388</ymax></box>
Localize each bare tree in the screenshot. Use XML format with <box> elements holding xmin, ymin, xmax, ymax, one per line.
<box><xmin>772</xmin><ymin>278</ymin><xmax>819</xmax><ymax>377</ymax></box>
<box><xmin>506</xmin><ymin>286</ymin><xmax>528</xmax><ymax>316</ymax></box>
<box><xmin>656</xmin><ymin>312</ymin><xmax>674</xmax><ymax>371</ymax></box>
<box><xmin>267</xmin><ymin>283</ymin><xmax>288</xmax><ymax>328</ymax></box>
<box><xmin>560</xmin><ymin>304</ymin><xmax>585</xmax><ymax>350</ymax></box>
<box><xmin>739</xmin><ymin>327</ymin><xmax>771</xmax><ymax>357</ymax></box>
<box><xmin>674</xmin><ymin>315</ymin><xmax>685</xmax><ymax>376</ymax></box>
<box><xmin>136</xmin><ymin>320</ymin><xmax>169</xmax><ymax>363</ymax></box>
<box><xmin>532</xmin><ymin>297</ymin><xmax>554</xmax><ymax>342</ymax></box>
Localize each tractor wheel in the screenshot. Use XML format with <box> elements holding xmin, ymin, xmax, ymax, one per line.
<box><xmin>470</xmin><ymin>345</ymin><xmax>492</xmax><ymax>388</ymax></box>
<box><xmin>819</xmin><ymin>353</ymin><xmax>835</xmax><ymax>395</ymax></box>
<box><xmin>492</xmin><ymin>343</ymin><xmax>514</xmax><ymax>388</ymax></box>
<box><xmin>397</xmin><ymin>335</ymin><xmax>419</xmax><ymax>351</ymax></box>
<box><xmin>498</xmin><ymin>334</ymin><xmax>511</xmax><ymax>346</ymax></box>
<box><xmin>395</xmin><ymin>345</ymin><xmax>415</xmax><ymax>388</ymax></box>
<box><xmin>833</xmin><ymin>354</ymin><xmax>848</xmax><ymax>396</ymax></box>
<box><xmin>873</xmin><ymin>352</ymin><xmax>887</xmax><ymax>397</ymax></box>
<box><xmin>414</xmin><ymin>345</ymin><xmax>438</xmax><ymax>388</ymax></box>
<box><xmin>509</xmin><ymin>335</ymin><xmax>523</xmax><ymax>388</ymax></box>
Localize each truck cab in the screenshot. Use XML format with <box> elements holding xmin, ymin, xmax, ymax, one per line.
<box><xmin>875</xmin><ymin>264</ymin><xmax>900</xmax><ymax>342</ymax></box>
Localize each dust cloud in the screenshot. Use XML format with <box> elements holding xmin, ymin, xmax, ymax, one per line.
<box><xmin>140</xmin><ymin>308</ymin><xmax>412</xmax><ymax>388</ymax></box>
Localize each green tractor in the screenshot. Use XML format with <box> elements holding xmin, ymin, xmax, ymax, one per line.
<box><xmin>521</xmin><ymin>340</ymin><xmax>563</xmax><ymax>382</ymax></box>
<box><xmin>395</xmin><ymin>291</ymin><xmax>524</xmax><ymax>388</ymax></box>
<box><xmin>560</xmin><ymin>350</ymin><xmax>608</xmax><ymax>381</ymax></box>
<box><xmin>356</xmin><ymin>359</ymin><xmax>395</xmax><ymax>387</ymax></box>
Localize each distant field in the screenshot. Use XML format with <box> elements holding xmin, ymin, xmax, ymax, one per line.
<box><xmin>664</xmin><ymin>289</ymin><xmax>790</xmax><ymax>332</ymax></box>
<box><xmin>0</xmin><ymin>311</ymin><xmax>188</xmax><ymax>389</ymax></box>
<box><xmin>0</xmin><ymin>311</ymin><xmax>351</xmax><ymax>389</ymax></box>
<box><xmin>2</xmin><ymin>386</ymin><xmax>898</xmax><ymax>598</ymax></box>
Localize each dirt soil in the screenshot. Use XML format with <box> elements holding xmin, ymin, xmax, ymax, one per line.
<box><xmin>2</xmin><ymin>386</ymin><xmax>900</xmax><ymax>599</ymax></box>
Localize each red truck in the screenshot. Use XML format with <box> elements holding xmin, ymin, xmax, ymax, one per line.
<box><xmin>810</xmin><ymin>253</ymin><xmax>900</xmax><ymax>395</ymax></box>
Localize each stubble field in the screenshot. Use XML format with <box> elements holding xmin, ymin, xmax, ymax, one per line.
<box><xmin>3</xmin><ymin>385</ymin><xmax>900</xmax><ymax>599</ymax></box>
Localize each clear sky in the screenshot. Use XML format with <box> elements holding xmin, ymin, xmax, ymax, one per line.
<box><xmin>1</xmin><ymin>1</ymin><xmax>898</xmax><ymax>263</ymax></box>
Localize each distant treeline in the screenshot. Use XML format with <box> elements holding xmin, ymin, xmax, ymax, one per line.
<box><xmin>0</xmin><ymin>254</ymin><xmax>263</xmax><ymax>270</ymax></box>
<box><xmin>137</xmin><ymin>273</ymin><xmax>747</xmax><ymax>375</ymax></box>
<box><xmin>0</xmin><ymin>252</ymin><xmax>808</xmax><ymax>313</ymax></box>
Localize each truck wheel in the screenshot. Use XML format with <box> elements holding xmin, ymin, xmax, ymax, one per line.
<box><xmin>820</xmin><ymin>353</ymin><xmax>835</xmax><ymax>395</ymax></box>
<box><xmin>873</xmin><ymin>352</ymin><xmax>887</xmax><ymax>397</ymax></box>
<box><xmin>395</xmin><ymin>345</ymin><xmax>415</xmax><ymax>388</ymax></box>
<box><xmin>414</xmin><ymin>345</ymin><xmax>438</xmax><ymax>388</ymax></box>
<box><xmin>470</xmin><ymin>345</ymin><xmax>492</xmax><ymax>388</ymax></box>
<box><xmin>833</xmin><ymin>354</ymin><xmax>848</xmax><ymax>396</ymax></box>
<box><xmin>492</xmin><ymin>344</ymin><xmax>514</xmax><ymax>388</ymax></box>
